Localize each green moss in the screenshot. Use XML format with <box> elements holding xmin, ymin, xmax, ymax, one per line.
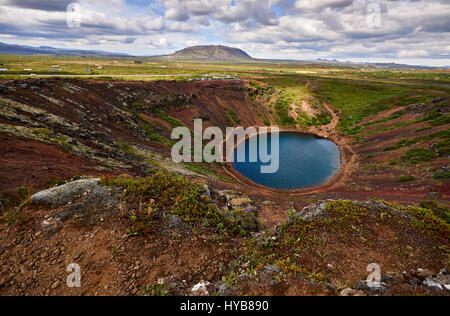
<box><xmin>222</xmin><ymin>111</ymin><xmax>234</xmax><ymax>126</ymax></box>
<box><xmin>130</xmin><ymin>101</ymin><xmax>145</xmax><ymax>111</ymax></box>
<box><xmin>398</xmin><ymin>175</ymin><xmax>416</xmax><ymax>182</ymax></box>
<box><xmin>436</xmin><ymin>139</ymin><xmax>450</xmax><ymax>156</ymax></box>
<box><xmin>156</xmin><ymin>110</ymin><xmax>185</xmax><ymax>128</ymax></box>
<box><xmin>227</xmin><ymin>109</ymin><xmax>241</xmax><ymax>124</ymax></box>
<box><xmin>364</xmin><ymin>112</ymin><xmax>404</xmax><ymax>127</ymax></box>
<box><xmin>433</xmin><ymin>171</ymin><xmax>450</xmax><ymax>180</ymax></box>
<box><xmin>141</xmin><ymin>123</ymin><xmax>174</xmax><ymax>146</ymax></box>
<box><xmin>389</xmin><ymin>160</ymin><xmax>398</xmax><ymax>166</ymax></box>
<box><xmin>401</xmin><ymin>148</ymin><xmax>437</xmax><ymax>164</ymax></box>
<box><xmin>117</xmin><ymin>139</ymin><xmax>144</xmax><ymax>161</ymax></box>
<box><xmin>383</xmin><ymin>129</ymin><xmax>450</xmax><ymax>152</ymax></box>
<box><xmin>429</xmin><ymin>114</ymin><xmax>450</xmax><ymax>127</ymax></box>
<box><xmin>46</xmin><ymin>177</ymin><xmax>66</xmax><ymax>187</ymax></box>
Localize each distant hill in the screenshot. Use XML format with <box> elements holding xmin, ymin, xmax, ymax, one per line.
<box><xmin>0</xmin><ymin>42</ymin><xmax>128</xmax><ymax>57</ymax></box>
<box><xmin>157</xmin><ymin>45</ymin><xmax>253</xmax><ymax>62</ymax></box>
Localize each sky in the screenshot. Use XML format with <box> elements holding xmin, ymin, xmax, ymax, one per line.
<box><xmin>0</xmin><ymin>0</ymin><xmax>449</xmax><ymax>66</ymax></box>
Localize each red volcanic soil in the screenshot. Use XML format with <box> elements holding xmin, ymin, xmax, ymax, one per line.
<box><xmin>0</xmin><ymin>135</ymin><xmax>119</xmax><ymax>199</ymax></box>
<box><xmin>0</xmin><ymin>78</ymin><xmax>448</xmax><ymax>223</ymax></box>
<box><xmin>0</xmin><ymin>78</ymin><xmax>264</xmax><ymax>201</ymax></box>
<box><xmin>0</xmin><ymin>79</ymin><xmax>448</xmax><ymax>297</ymax></box>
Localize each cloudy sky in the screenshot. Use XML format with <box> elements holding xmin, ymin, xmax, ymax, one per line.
<box><xmin>0</xmin><ymin>0</ymin><xmax>449</xmax><ymax>66</ymax></box>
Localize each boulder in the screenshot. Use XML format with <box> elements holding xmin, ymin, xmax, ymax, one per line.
<box><xmin>30</xmin><ymin>178</ymin><xmax>119</xmax><ymax>225</ymax></box>
<box><xmin>296</xmin><ymin>200</ymin><xmax>331</xmax><ymax>221</ymax></box>
<box><xmin>31</xmin><ymin>179</ymin><xmax>101</xmax><ymax>208</ymax></box>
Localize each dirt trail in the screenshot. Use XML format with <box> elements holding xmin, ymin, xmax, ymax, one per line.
<box><xmin>359</xmin><ymin>106</ymin><xmax>404</xmax><ymax>126</ymax></box>
<box><xmin>322</xmin><ymin>102</ymin><xmax>341</xmax><ymax>131</ymax></box>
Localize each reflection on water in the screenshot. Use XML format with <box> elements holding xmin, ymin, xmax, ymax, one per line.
<box><xmin>233</xmin><ymin>132</ymin><xmax>341</xmax><ymax>190</ymax></box>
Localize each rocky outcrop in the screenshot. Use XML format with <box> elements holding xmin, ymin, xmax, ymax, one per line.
<box><xmin>346</xmin><ymin>269</ymin><xmax>450</xmax><ymax>296</ymax></box>
<box><xmin>30</xmin><ymin>178</ymin><xmax>119</xmax><ymax>225</ymax></box>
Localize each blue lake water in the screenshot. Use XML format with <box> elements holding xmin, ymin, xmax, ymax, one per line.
<box><xmin>233</xmin><ymin>132</ymin><xmax>341</xmax><ymax>190</ymax></box>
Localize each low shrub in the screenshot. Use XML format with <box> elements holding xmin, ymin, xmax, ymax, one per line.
<box><xmin>436</xmin><ymin>139</ymin><xmax>450</xmax><ymax>156</ymax></box>
<box><xmin>419</xmin><ymin>201</ymin><xmax>450</xmax><ymax>224</ymax></box>
<box><xmin>118</xmin><ymin>139</ymin><xmax>143</xmax><ymax>161</ymax></box>
<box><xmin>433</xmin><ymin>171</ymin><xmax>450</xmax><ymax>180</ymax></box>
<box><xmin>398</xmin><ymin>175</ymin><xmax>416</xmax><ymax>183</ymax></box>
<box><xmin>101</xmin><ymin>171</ymin><xmax>260</xmax><ymax>236</ymax></box>
<box><xmin>401</xmin><ymin>148</ymin><xmax>437</xmax><ymax>164</ymax></box>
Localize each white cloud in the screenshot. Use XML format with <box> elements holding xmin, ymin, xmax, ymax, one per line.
<box><xmin>0</xmin><ymin>0</ymin><xmax>448</xmax><ymax>66</ymax></box>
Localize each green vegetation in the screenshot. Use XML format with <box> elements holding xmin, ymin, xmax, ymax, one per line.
<box><xmin>313</xmin><ymin>113</ymin><xmax>333</xmax><ymax>126</ymax></box>
<box><xmin>141</xmin><ymin>123</ymin><xmax>174</xmax><ymax>146</ymax></box>
<box><xmin>222</xmin><ymin>111</ymin><xmax>234</xmax><ymax>126</ymax></box>
<box><xmin>0</xmin><ymin>209</ymin><xmax>24</xmax><ymax>227</ymax></box>
<box><xmin>370</xmin><ymin>112</ymin><xmax>445</xmax><ymax>136</ymax></box>
<box><xmin>401</xmin><ymin>148</ymin><xmax>437</xmax><ymax>164</ymax></box>
<box><xmin>156</xmin><ymin>110</ymin><xmax>185</xmax><ymax>128</ymax></box>
<box><xmin>273</xmin><ymin>95</ymin><xmax>296</xmax><ymax>126</ymax></box>
<box><xmin>414</xmin><ymin>127</ymin><xmax>432</xmax><ymax>133</ymax></box>
<box><xmin>130</xmin><ymin>101</ymin><xmax>145</xmax><ymax>111</ymax></box>
<box><xmin>364</xmin><ymin>112</ymin><xmax>404</xmax><ymax>127</ymax></box>
<box><xmin>436</xmin><ymin>139</ymin><xmax>450</xmax><ymax>155</ymax></box>
<box><xmin>429</xmin><ymin>114</ymin><xmax>450</xmax><ymax>127</ymax></box>
<box><xmin>389</xmin><ymin>159</ymin><xmax>398</xmax><ymax>166</ymax></box>
<box><xmin>227</xmin><ymin>109</ymin><xmax>241</xmax><ymax>124</ymax></box>
<box><xmin>384</xmin><ymin>129</ymin><xmax>450</xmax><ymax>152</ymax></box>
<box><xmin>0</xmin><ymin>188</ymin><xmax>32</xmax><ymax>227</ymax></box>
<box><xmin>46</xmin><ymin>177</ymin><xmax>66</xmax><ymax>187</ymax></box>
<box><xmin>419</xmin><ymin>201</ymin><xmax>450</xmax><ymax>224</ymax></box>
<box><xmin>117</xmin><ymin>139</ymin><xmax>143</xmax><ymax>161</ymax></box>
<box><xmin>434</xmin><ymin>170</ymin><xmax>450</xmax><ymax>180</ymax></box>
<box><xmin>101</xmin><ymin>171</ymin><xmax>259</xmax><ymax>236</ymax></box>
<box><xmin>406</xmin><ymin>206</ymin><xmax>450</xmax><ymax>242</ymax></box>
<box><xmin>234</xmin><ymin>199</ymin><xmax>449</xmax><ymax>288</ymax></box>
<box><xmin>398</xmin><ymin>175</ymin><xmax>416</xmax><ymax>183</ymax></box>
<box><xmin>16</xmin><ymin>186</ymin><xmax>31</xmax><ymax>201</ymax></box>
<box><xmin>142</xmin><ymin>282</ymin><xmax>170</xmax><ymax>296</ymax></box>
<box><xmin>183</xmin><ymin>163</ymin><xmax>234</xmax><ymax>182</ymax></box>
<box><xmin>313</xmin><ymin>80</ymin><xmax>410</xmax><ymax>133</ymax></box>
<box><xmin>0</xmin><ymin>194</ymin><xmax>9</xmax><ymax>212</ymax></box>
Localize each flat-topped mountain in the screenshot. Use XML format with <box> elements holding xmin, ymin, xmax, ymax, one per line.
<box><xmin>158</xmin><ymin>45</ymin><xmax>253</xmax><ymax>62</ymax></box>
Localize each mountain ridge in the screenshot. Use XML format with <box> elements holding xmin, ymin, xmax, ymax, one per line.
<box><xmin>0</xmin><ymin>42</ymin><xmax>129</xmax><ymax>57</ymax></box>
<box><xmin>156</xmin><ymin>45</ymin><xmax>254</xmax><ymax>62</ymax></box>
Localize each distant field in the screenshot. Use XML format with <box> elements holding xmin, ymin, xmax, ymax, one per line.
<box><xmin>0</xmin><ymin>55</ymin><xmax>449</xmax><ymax>84</ymax></box>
